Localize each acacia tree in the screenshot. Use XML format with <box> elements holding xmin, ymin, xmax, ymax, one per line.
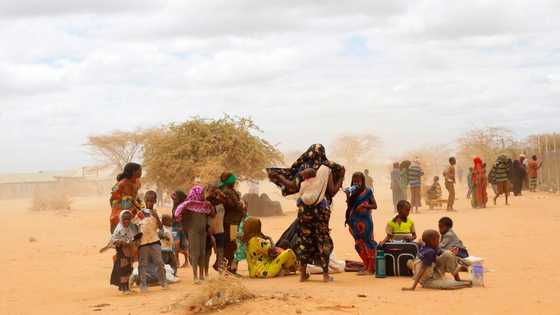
<box><xmin>143</xmin><ymin>116</ymin><xmax>282</xmax><ymax>192</ymax></box>
<box><xmin>457</xmin><ymin>127</ymin><xmax>518</xmax><ymax>166</ymax></box>
<box><xmin>86</xmin><ymin>130</ymin><xmax>148</xmax><ymax>170</ymax></box>
<box><xmin>330</xmin><ymin>133</ymin><xmax>380</xmax><ymax>169</ymax></box>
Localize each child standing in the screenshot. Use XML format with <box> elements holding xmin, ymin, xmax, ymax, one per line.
<box><xmin>110</xmin><ymin>210</ymin><xmax>137</xmax><ymax>294</ymax></box>
<box><xmin>380</xmin><ymin>200</ymin><xmax>417</xmax><ymax>245</ymax></box>
<box><xmin>403</xmin><ymin>229</ymin><xmax>471</xmax><ymax>290</ymax></box>
<box><xmin>137</xmin><ymin>191</ymin><xmax>167</xmax><ymax>292</ymax></box>
<box><xmin>160</xmin><ymin>214</ymin><xmax>178</xmax><ymax>275</ymax></box>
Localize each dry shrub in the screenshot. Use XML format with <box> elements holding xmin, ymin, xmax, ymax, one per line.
<box><xmin>30</xmin><ymin>190</ymin><xmax>72</xmax><ymax>211</ymax></box>
<box><xmin>171</xmin><ymin>277</ymin><xmax>255</xmax><ymax>314</ymax></box>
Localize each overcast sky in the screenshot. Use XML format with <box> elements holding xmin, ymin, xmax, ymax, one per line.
<box><xmin>1</xmin><ymin>1</ymin><xmax>559</xmax><ymax>172</ymax></box>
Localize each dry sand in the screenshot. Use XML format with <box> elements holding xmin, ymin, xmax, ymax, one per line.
<box><xmin>2</xmin><ymin>186</ymin><xmax>560</xmax><ymax>315</ymax></box>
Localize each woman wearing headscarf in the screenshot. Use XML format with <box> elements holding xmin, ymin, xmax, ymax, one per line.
<box><xmin>109</xmin><ymin>163</ymin><xmax>143</xmax><ymax>233</ymax></box>
<box><xmin>176</xmin><ymin>185</ymin><xmax>212</xmax><ymax>284</ymax></box>
<box><xmin>243</xmin><ymin>218</ymin><xmax>297</xmax><ymax>278</ymax></box>
<box><xmin>268</xmin><ymin>144</ymin><xmax>345</xmax><ymax>282</ymax></box>
<box><xmin>219</xmin><ymin>172</ymin><xmax>247</xmax><ymax>273</ymax></box>
<box><xmin>345</xmin><ymin>172</ymin><xmax>378</xmax><ymax>275</ymax></box>
<box><xmin>471</xmin><ymin>157</ymin><xmax>488</xmax><ymax>208</ymax></box>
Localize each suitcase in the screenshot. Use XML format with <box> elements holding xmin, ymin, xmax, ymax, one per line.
<box><xmin>378</xmin><ymin>242</ymin><xmax>418</xmax><ymax>277</ymax></box>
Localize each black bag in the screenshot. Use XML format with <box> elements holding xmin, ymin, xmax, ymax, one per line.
<box><xmin>379</xmin><ymin>242</ymin><xmax>418</xmax><ymax>277</ymax></box>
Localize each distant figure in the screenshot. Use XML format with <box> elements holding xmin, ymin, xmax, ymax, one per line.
<box><xmin>171</xmin><ymin>190</ymin><xmax>189</xmax><ymax>268</ymax></box>
<box><xmin>364</xmin><ymin>169</ymin><xmax>373</xmax><ymax>188</ymax></box>
<box><xmin>491</xmin><ymin>155</ymin><xmax>511</xmax><ymax>205</ymax></box>
<box><xmin>466</xmin><ymin>167</ymin><xmax>474</xmax><ymax>199</ymax></box>
<box><xmin>390</xmin><ymin>162</ymin><xmax>403</xmax><ymax>212</ymax></box>
<box><xmin>471</xmin><ymin>157</ymin><xmax>488</xmax><ymax>208</ymax></box>
<box><xmin>443</xmin><ymin>157</ymin><xmax>457</xmax><ymax>211</ymax></box>
<box><xmin>457</xmin><ymin>167</ymin><xmax>464</xmax><ymax>184</ymax></box>
<box><xmin>527</xmin><ymin>155</ymin><xmax>543</xmax><ymax>192</ymax></box>
<box><xmin>399</xmin><ymin>160</ymin><xmax>411</xmax><ymax>202</ymax></box>
<box><xmin>427</xmin><ymin>176</ymin><xmax>442</xmax><ymax>201</ymax></box>
<box><xmin>511</xmin><ymin>159</ymin><xmax>527</xmax><ymax>196</ymax></box>
<box><xmin>408</xmin><ymin>159</ymin><xmax>424</xmax><ymax>212</ymax></box>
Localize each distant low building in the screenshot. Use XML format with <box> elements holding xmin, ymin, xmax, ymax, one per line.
<box><xmin>0</xmin><ymin>166</ymin><xmax>115</xmax><ymax>200</ymax></box>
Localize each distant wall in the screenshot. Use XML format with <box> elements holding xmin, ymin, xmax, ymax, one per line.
<box><xmin>0</xmin><ymin>179</ymin><xmax>113</xmax><ymax>200</ymax></box>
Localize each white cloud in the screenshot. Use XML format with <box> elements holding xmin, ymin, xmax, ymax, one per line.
<box><xmin>1</xmin><ymin>1</ymin><xmax>560</xmax><ymax>172</ymax></box>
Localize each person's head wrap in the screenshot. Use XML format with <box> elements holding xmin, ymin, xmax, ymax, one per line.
<box><xmin>219</xmin><ymin>174</ymin><xmax>237</xmax><ymax>188</ymax></box>
<box><xmin>242</xmin><ymin>217</ymin><xmax>264</xmax><ymax>243</ymax></box>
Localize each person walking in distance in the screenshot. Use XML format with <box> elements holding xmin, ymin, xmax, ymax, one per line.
<box><xmin>444</xmin><ymin>157</ymin><xmax>457</xmax><ymax>211</ymax></box>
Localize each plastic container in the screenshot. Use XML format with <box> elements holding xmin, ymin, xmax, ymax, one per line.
<box><xmin>470</xmin><ymin>262</ymin><xmax>485</xmax><ymax>287</ymax></box>
<box><xmin>375</xmin><ymin>250</ymin><xmax>386</xmax><ymax>278</ymax></box>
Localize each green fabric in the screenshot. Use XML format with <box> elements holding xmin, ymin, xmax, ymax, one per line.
<box><xmin>219</xmin><ymin>174</ymin><xmax>237</xmax><ymax>188</ymax></box>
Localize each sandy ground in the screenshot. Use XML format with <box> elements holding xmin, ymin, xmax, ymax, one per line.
<box><xmin>2</xmin><ymin>186</ymin><xmax>560</xmax><ymax>315</ymax></box>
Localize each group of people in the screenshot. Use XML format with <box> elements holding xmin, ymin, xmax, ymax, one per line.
<box><xmin>390</xmin><ymin>160</ymin><xmax>425</xmax><ymax>213</ymax></box>
<box><xmin>107</xmin><ymin>162</ymin><xmax>301</xmax><ymax>294</ymax></box>
<box><xmin>105</xmin><ymin>145</ymin><xmax>543</xmax><ymax>294</ymax></box>
<box><xmin>392</xmin><ymin>153</ymin><xmax>543</xmax><ymax>213</ymax></box>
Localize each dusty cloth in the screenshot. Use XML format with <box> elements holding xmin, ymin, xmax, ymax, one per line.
<box><xmin>175</xmin><ymin>185</ymin><xmax>211</xmax><ymax>220</ymax></box>
<box><xmin>528</xmin><ymin>160</ymin><xmax>540</xmax><ymax>178</ymax></box>
<box><xmin>160</xmin><ymin>225</ymin><xmax>174</xmax><ymax>252</ymax></box>
<box><xmin>496</xmin><ymin>181</ymin><xmax>509</xmax><ymax>195</ymax></box>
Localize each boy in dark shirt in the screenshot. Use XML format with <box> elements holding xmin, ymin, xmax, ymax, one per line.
<box><xmin>403</xmin><ymin>229</ymin><xmax>471</xmax><ymax>291</ymax></box>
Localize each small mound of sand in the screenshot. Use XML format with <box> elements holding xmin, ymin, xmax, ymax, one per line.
<box><xmin>174</xmin><ymin>277</ymin><xmax>256</xmax><ymax>314</ymax></box>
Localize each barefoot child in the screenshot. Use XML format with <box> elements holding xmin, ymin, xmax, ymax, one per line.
<box><xmin>137</xmin><ymin>191</ymin><xmax>168</xmax><ymax>292</ymax></box>
<box><xmin>160</xmin><ymin>214</ymin><xmax>178</xmax><ymax>275</ymax></box>
<box><xmin>110</xmin><ymin>210</ymin><xmax>137</xmax><ymax>294</ymax></box>
<box><xmin>403</xmin><ymin>230</ymin><xmax>472</xmax><ymax>291</ymax></box>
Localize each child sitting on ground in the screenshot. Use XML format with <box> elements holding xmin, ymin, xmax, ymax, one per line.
<box><xmin>109</xmin><ymin>210</ymin><xmax>138</xmax><ymax>294</ymax></box>
<box><xmin>380</xmin><ymin>200</ymin><xmax>417</xmax><ymax>245</ymax></box>
<box><xmin>160</xmin><ymin>214</ymin><xmax>178</xmax><ymax>275</ymax></box>
<box><xmin>136</xmin><ymin>190</ymin><xmax>168</xmax><ymax>292</ymax></box>
<box><xmin>403</xmin><ymin>229</ymin><xmax>472</xmax><ymax>291</ymax></box>
<box><xmin>438</xmin><ymin>217</ymin><xmax>469</xmax><ymax>258</ymax></box>
<box><xmin>427</xmin><ymin>176</ymin><xmax>442</xmax><ymax>201</ymax></box>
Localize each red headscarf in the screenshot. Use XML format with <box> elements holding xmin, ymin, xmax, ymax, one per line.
<box><xmin>472</xmin><ymin>156</ymin><xmax>484</xmax><ymax>183</ymax></box>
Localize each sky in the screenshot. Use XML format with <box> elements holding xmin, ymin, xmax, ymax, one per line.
<box><xmin>1</xmin><ymin>1</ymin><xmax>560</xmax><ymax>173</ymax></box>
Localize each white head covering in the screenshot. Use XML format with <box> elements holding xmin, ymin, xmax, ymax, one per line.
<box><xmin>111</xmin><ymin>210</ymin><xmax>136</xmax><ymax>243</ymax></box>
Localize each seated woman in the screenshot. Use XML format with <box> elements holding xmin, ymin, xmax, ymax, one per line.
<box><xmin>243</xmin><ymin>217</ymin><xmax>297</xmax><ymax>278</ymax></box>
